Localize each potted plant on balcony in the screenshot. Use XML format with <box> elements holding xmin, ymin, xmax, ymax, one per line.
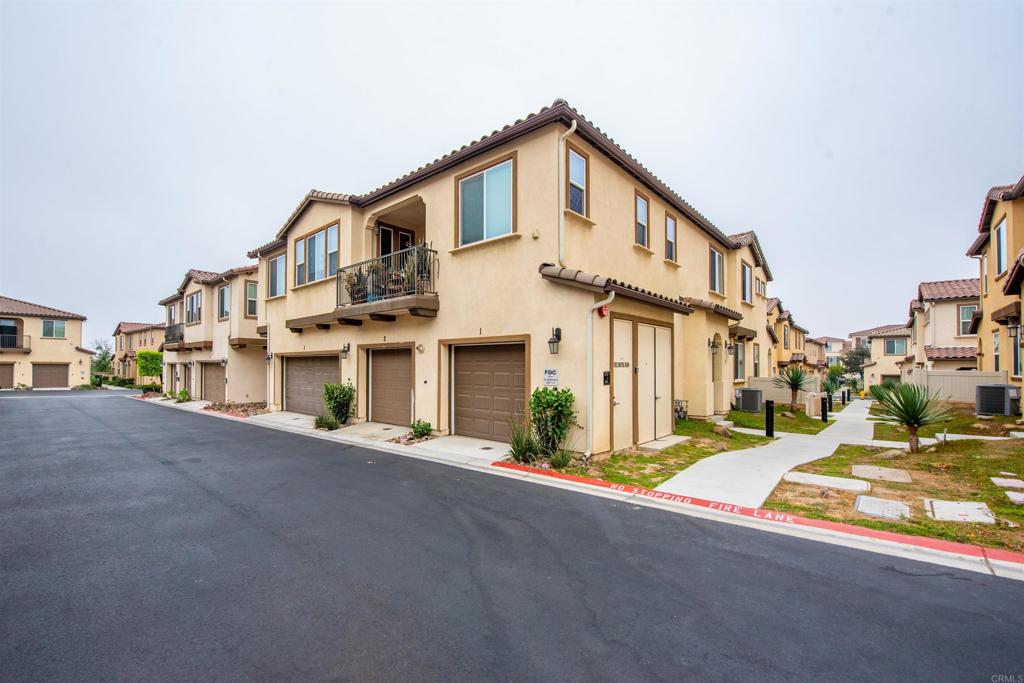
<box><xmin>402</xmin><ymin>255</ymin><xmax>417</xmax><ymax>295</ymax></box>
<box><xmin>344</xmin><ymin>269</ymin><xmax>367</xmax><ymax>304</ymax></box>
<box><xmin>414</xmin><ymin>243</ymin><xmax>433</xmax><ymax>294</ymax></box>
<box><xmin>365</xmin><ymin>261</ymin><xmax>382</xmax><ymax>302</ymax></box>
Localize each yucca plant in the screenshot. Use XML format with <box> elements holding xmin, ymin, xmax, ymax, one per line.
<box><xmin>772</xmin><ymin>365</ymin><xmax>812</xmax><ymax>412</ymax></box>
<box><xmin>821</xmin><ymin>375</ymin><xmax>841</xmax><ymax>397</ymax></box>
<box><xmin>869</xmin><ymin>383</ymin><xmax>952</xmax><ymax>453</ymax></box>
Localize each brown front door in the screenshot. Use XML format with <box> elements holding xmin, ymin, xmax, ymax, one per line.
<box><xmin>0</xmin><ymin>363</ymin><xmax>13</xmax><ymax>389</ymax></box>
<box><xmin>369</xmin><ymin>348</ymin><xmax>413</xmax><ymax>426</ymax></box>
<box><xmin>203</xmin><ymin>363</ymin><xmax>226</xmax><ymax>403</ymax></box>
<box><xmin>32</xmin><ymin>363</ymin><xmax>69</xmax><ymax>389</ymax></box>
<box><xmin>184</xmin><ymin>364</ymin><xmax>192</xmax><ymax>395</ymax></box>
<box><xmin>284</xmin><ymin>356</ymin><xmax>339</xmax><ymax>416</ymax></box>
<box><xmin>452</xmin><ymin>344</ymin><xmax>526</xmax><ymax>442</ymax></box>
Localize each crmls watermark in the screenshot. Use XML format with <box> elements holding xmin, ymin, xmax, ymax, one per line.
<box><xmin>991</xmin><ymin>675</ymin><xmax>1024</xmax><ymax>683</ymax></box>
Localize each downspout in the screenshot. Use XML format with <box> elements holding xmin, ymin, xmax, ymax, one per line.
<box><xmin>584</xmin><ymin>289</ymin><xmax>615</xmax><ymax>461</ymax></box>
<box><xmin>557</xmin><ymin>119</ymin><xmax>577</xmax><ymax>267</ymax></box>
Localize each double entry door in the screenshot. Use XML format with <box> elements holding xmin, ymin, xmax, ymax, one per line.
<box><xmin>612</xmin><ymin>318</ymin><xmax>672</xmax><ymax>451</ymax></box>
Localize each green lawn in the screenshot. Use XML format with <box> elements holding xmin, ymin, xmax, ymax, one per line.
<box><xmin>728</xmin><ymin>406</ymin><xmax>833</xmax><ymax>434</ymax></box>
<box><xmin>563</xmin><ymin>419</ymin><xmax>771</xmax><ymax>490</ymax></box>
<box><xmin>763</xmin><ymin>440</ymin><xmax>1024</xmax><ymax>551</ymax></box>
<box><xmin>871</xmin><ymin>402</ymin><xmax>1019</xmax><ymax>441</ymax></box>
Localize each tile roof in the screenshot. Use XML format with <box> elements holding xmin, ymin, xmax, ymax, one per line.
<box><xmin>766</xmin><ymin>297</ymin><xmax>781</xmax><ymax>314</ymax></box>
<box><xmin>681</xmin><ymin>297</ymin><xmax>743</xmax><ymax>321</ymax></box>
<box><xmin>849</xmin><ymin>323</ymin><xmax>905</xmax><ymax>337</ymax></box>
<box><xmin>188</xmin><ymin>268</ymin><xmax>223</xmax><ymax>284</ymax></box>
<box><xmin>113</xmin><ymin>322</ymin><xmax>165</xmax><ymax>336</ymax></box>
<box><xmin>729</xmin><ymin>230</ymin><xmax>774</xmax><ymax>281</ymax></box>
<box><xmin>539</xmin><ymin>263</ymin><xmax>694</xmax><ymax>315</ymax></box>
<box><xmin>218</xmin><ymin>264</ymin><xmax>258</xmax><ymax>280</ymax></box>
<box><xmin>869</xmin><ymin>326</ymin><xmax>911</xmax><ymax>338</ymax></box>
<box><xmin>1002</xmin><ymin>248</ymin><xmax>1024</xmax><ymax>294</ymax></box>
<box><xmin>0</xmin><ymin>295</ymin><xmax>86</xmax><ymax>320</ymax></box>
<box><xmin>977</xmin><ymin>174</ymin><xmax>1024</xmax><ymax>234</ymax></box>
<box><xmin>925</xmin><ymin>346</ymin><xmax>977</xmax><ymax>361</ymax></box>
<box><xmin>918</xmin><ymin>278</ymin><xmax>980</xmax><ymax>301</ymax></box>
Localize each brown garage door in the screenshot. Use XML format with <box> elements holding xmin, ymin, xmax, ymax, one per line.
<box><xmin>0</xmin><ymin>364</ymin><xmax>13</xmax><ymax>389</ymax></box>
<box><xmin>203</xmin><ymin>363</ymin><xmax>225</xmax><ymax>404</ymax></box>
<box><xmin>369</xmin><ymin>348</ymin><xmax>412</xmax><ymax>426</ymax></box>
<box><xmin>453</xmin><ymin>344</ymin><xmax>526</xmax><ymax>441</ymax></box>
<box><xmin>32</xmin><ymin>363</ymin><xmax>69</xmax><ymax>389</ymax></box>
<box><xmin>284</xmin><ymin>356</ymin><xmax>339</xmax><ymax>416</ymax></box>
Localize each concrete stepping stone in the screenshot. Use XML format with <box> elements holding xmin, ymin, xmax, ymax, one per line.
<box><xmin>855</xmin><ymin>495</ymin><xmax>910</xmax><ymax>520</ymax></box>
<box><xmin>783</xmin><ymin>472</ymin><xmax>870</xmax><ymax>492</ymax></box>
<box><xmin>1006</xmin><ymin>491</ymin><xmax>1024</xmax><ymax>506</ymax></box>
<box><xmin>924</xmin><ymin>499</ymin><xmax>996</xmax><ymax>524</ymax></box>
<box><xmin>990</xmin><ymin>477</ymin><xmax>1024</xmax><ymax>489</ymax></box>
<box><xmin>1009</xmin><ymin>432</ymin><xmax>1024</xmax><ymax>439</ymax></box>
<box><xmin>999</xmin><ymin>471</ymin><xmax>1018</xmax><ymax>476</ymax></box>
<box><xmin>852</xmin><ymin>465</ymin><xmax>912</xmax><ymax>483</ymax></box>
<box><xmin>638</xmin><ymin>435</ymin><xmax>691</xmax><ymax>452</ymax></box>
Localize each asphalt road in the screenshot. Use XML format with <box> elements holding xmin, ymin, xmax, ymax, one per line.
<box><xmin>2</xmin><ymin>393</ymin><xmax>1022</xmax><ymax>682</ymax></box>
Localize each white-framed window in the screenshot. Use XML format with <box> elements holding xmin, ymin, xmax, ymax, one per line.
<box><xmin>734</xmin><ymin>342</ymin><xmax>745</xmax><ymax>380</ymax></box>
<box><xmin>568</xmin><ymin>147</ymin><xmax>587</xmax><ymax>216</ymax></box>
<box><xmin>741</xmin><ymin>262</ymin><xmax>752</xmax><ymax>303</ymax></box>
<box><xmin>995</xmin><ymin>217</ymin><xmax>1007</xmax><ymax>274</ymax></box>
<box><xmin>186</xmin><ymin>291</ymin><xmax>201</xmax><ymax>324</ymax></box>
<box><xmin>709</xmin><ymin>247</ymin><xmax>724</xmax><ymax>294</ymax></box>
<box><xmin>327</xmin><ymin>224</ymin><xmax>338</xmax><ymax>276</ymax></box>
<box><xmin>982</xmin><ymin>254</ymin><xmax>988</xmax><ymax>294</ymax></box>
<box><xmin>246</xmin><ymin>281</ymin><xmax>258</xmax><ymax>317</ymax></box>
<box><xmin>1014</xmin><ymin>336</ymin><xmax>1022</xmax><ymax>377</ymax></box>
<box><xmin>753</xmin><ymin>343</ymin><xmax>760</xmax><ymax>377</ymax></box>
<box><xmin>884</xmin><ymin>338</ymin><xmax>907</xmax><ymax>356</ymax></box>
<box><xmin>167</xmin><ymin>305</ymin><xmax>176</xmax><ymax>326</ymax></box>
<box><xmin>41</xmin><ymin>319</ymin><xmax>66</xmax><ymax>338</ymax></box>
<box><xmin>783</xmin><ymin>325</ymin><xmax>790</xmax><ymax>349</ymax></box>
<box><xmin>958</xmin><ymin>304</ymin><xmax>977</xmax><ymax>336</ymax></box>
<box><xmin>295</xmin><ymin>237</ymin><xmax>306</xmax><ymax>286</ymax></box>
<box><xmin>634</xmin><ymin>192</ymin><xmax>649</xmax><ymax>247</ymax></box>
<box><xmin>665</xmin><ymin>214</ymin><xmax>676</xmax><ymax>261</ymax></box>
<box><xmin>993</xmin><ymin>332</ymin><xmax>1000</xmax><ymax>372</ymax></box>
<box><xmin>268</xmin><ymin>254</ymin><xmax>285</xmax><ymax>298</ymax></box>
<box><xmin>459</xmin><ymin>158</ymin><xmax>513</xmax><ymax>246</ymax></box>
<box><xmin>218</xmin><ymin>284</ymin><xmax>230</xmax><ymax>319</ymax></box>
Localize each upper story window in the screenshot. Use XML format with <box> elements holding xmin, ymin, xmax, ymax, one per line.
<box><xmin>218</xmin><ymin>284</ymin><xmax>230</xmax><ymax>320</ymax></box>
<box><xmin>457</xmin><ymin>156</ymin><xmax>514</xmax><ymax>247</ymax></box>
<box><xmin>755</xmin><ymin>277</ymin><xmax>766</xmax><ymax>297</ymax></box>
<box><xmin>167</xmin><ymin>305</ymin><xmax>176</xmax><ymax>326</ymax></box>
<box><xmin>634</xmin><ymin>192</ymin><xmax>649</xmax><ymax>247</ymax></box>
<box><xmin>958</xmin><ymin>304</ymin><xmax>976</xmax><ymax>336</ymax></box>
<box><xmin>246</xmin><ymin>281</ymin><xmax>258</xmax><ymax>317</ymax></box>
<box><xmin>294</xmin><ymin>223</ymin><xmax>338</xmax><ymax>287</ymax></box>
<box><xmin>185</xmin><ymin>291</ymin><xmax>202</xmax><ymax>324</ymax></box>
<box><xmin>993</xmin><ymin>331</ymin><xmax>1000</xmax><ymax>372</ymax></box>
<box><xmin>665</xmin><ymin>214</ymin><xmax>677</xmax><ymax>261</ymax></box>
<box><xmin>268</xmin><ymin>254</ymin><xmax>285</xmax><ymax>298</ymax></box>
<box><xmin>982</xmin><ymin>254</ymin><xmax>989</xmax><ymax>294</ymax></box>
<box><xmin>567</xmin><ymin>145</ymin><xmax>588</xmax><ymax>216</ymax></box>
<box><xmin>709</xmin><ymin>247</ymin><xmax>725</xmax><ymax>294</ymax></box>
<box><xmin>128</xmin><ymin>334</ymin><xmax>133</xmax><ymax>349</ymax></box>
<box><xmin>783</xmin><ymin>325</ymin><xmax>790</xmax><ymax>349</ymax></box>
<box><xmin>884</xmin><ymin>338</ymin><xmax>907</xmax><ymax>356</ymax></box>
<box><xmin>741</xmin><ymin>262</ymin><xmax>753</xmax><ymax>303</ymax></box>
<box><xmin>995</xmin><ymin>217</ymin><xmax>1007</xmax><ymax>274</ymax></box>
<box><xmin>42</xmin><ymin>319</ymin><xmax>66</xmax><ymax>338</ymax></box>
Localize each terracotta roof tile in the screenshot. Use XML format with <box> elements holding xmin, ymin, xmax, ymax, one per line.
<box><xmin>869</xmin><ymin>326</ymin><xmax>911</xmax><ymax>338</ymax></box>
<box><xmin>925</xmin><ymin>346</ymin><xmax>977</xmax><ymax>361</ymax></box>
<box><xmin>1002</xmin><ymin>248</ymin><xmax>1024</xmax><ymax>294</ymax></box>
<box><xmin>188</xmin><ymin>269</ymin><xmax>223</xmax><ymax>284</ymax></box>
<box><xmin>538</xmin><ymin>263</ymin><xmax>694</xmax><ymax>315</ymax></box>
<box><xmin>767</xmin><ymin>297</ymin><xmax>781</xmax><ymax>314</ymax></box>
<box><xmin>918</xmin><ymin>278</ymin><xmax>980</xmax><ymax>301</ymax></box>
<box><xmin>729</xmin><ymin>230</ymin><xmax>774</xmax><ymax>281</ymax></box>
<box><xmin>0</xmin><ymin>295</ymin><xmax>86</xmax><ymax>320</ymax></box>
<box><xmin>113</xmin><ymin>322</ymin><xmax>165</xmax><ymax>335</ymax></box>
<box><xmin>850</xmin><ymin>323</ymin><xmax>905</xmax><ymax>337</ymax></box>
<box><xmin>681</xmin><ymin>297</ymin><xmax>743</xmax><ymax>321</ymax></box>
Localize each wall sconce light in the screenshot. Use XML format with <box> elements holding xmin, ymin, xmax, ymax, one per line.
<box><xmin>265</xmin><ymin>353</ymin><xmax>273</xmax><ymax>365</ymax></box>
<box><xmin>220</xmin><ymin>358</ymin><xmax>228</xmax><ymax>368</ymax></box>
<box><xmin>548</xmin><ymin>327</ymin><xmax>562</xmax><ymax>354</ymax></box>
<box><xmin>416</xmin><ymin>343</ymin><xmax>425</xmax><ymax>354</ymax></box>
<box><xmin>341</xmin><ymin>343</ymin><xmax>351</xmax><ymax>360</ymax></box>
<box><xmin>187</xmin><ymin>360</ymin><xmax>194</xmax><ymax>368</ymax></box>
<box><xmin>708</xmin><ymin>338</ymin><xmax>720</xmax><ymax>354</ymax></box>
<box><xmin>1009</xmin><ymin>318</ymin><xmax>1020</xmax><ymax>339</ymax></box>
<box><xmin>726</xmin><ymin>342</ymin><xmax>737</xmax><ymax>355</ymax></box>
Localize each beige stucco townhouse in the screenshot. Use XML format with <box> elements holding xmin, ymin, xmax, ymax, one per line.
<box><xmin>244</xmin><ymin>100</ymin><xmax>774</xmax><ymax>457</ymax></box>
<box><xmin>0</xmin><ymin>295</ymin><xmax>94</xmax><ymax>389</ymax></box>
<box><xmin>112</xmin><ymin>322</ymin><xmax>166</xmax><ymax>384</ymax></box>
<box><xmin>766</xmin><ymin>298</ymin><xmax>817</xmax><ymax>376</ymax></box>
<box><xmin>862</xmin><ymin>325</ymin><xmax>911</xmax><ymax>389</ymax></box>
<box><xmin>159</xmin><ymin>266</ymin><xmax>266</xmax><ymax>404</ymax></box>
<box><xmin>966</xmin><ymin>174</ymin><xmax>1023</xmax><ymax>387</ymax></box>
<box><xmin>901</xmin><ymin>278</ymin><xmax>979</xmax><ymax>378</ymax></box>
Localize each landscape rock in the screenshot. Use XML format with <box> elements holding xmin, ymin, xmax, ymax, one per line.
<box><xmin>926</xmin><ymin>446</ymin><xmax>937</xmax><ymax>453</ymax></box>
<box><xmin>876</xmin><ymin>449</ymin><xmax>906</xmax><ymax>459</ymax></box>
<box><xmin>780</xmin><ymin>411</ymin><xmax>795</xmax><ymax>419</ymax></box>
<box><xmin>970</xmin><ymin>423</ymin><xmax>990</xmax><ymax>431</ymax></box>
<box><xmin>712</xmin><ymin>425</ymin><xmax>732</xmax><ymax>438</ymax></box>
<box><xmin>976</xmin><ymin>415</ymin><xmax>993</xmax><ymax>421</ymax></box>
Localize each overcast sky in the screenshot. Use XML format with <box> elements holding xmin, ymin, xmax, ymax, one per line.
<box><xmin>2</xmin><ymin>1</ymin><xmax>1022</xmax><ymax>348</ymax></box>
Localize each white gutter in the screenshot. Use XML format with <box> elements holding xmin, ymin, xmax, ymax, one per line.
<box><xmin>584</xmin><ymin>290</ymin><xmax>615</xmax><ymax>461</ymax></box>
<box><xmin>557</xmin><ymin>119</ymin><xmax>577</xmax><ymax>267</ymax></box>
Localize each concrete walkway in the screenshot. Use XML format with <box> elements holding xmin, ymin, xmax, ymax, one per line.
<box><xmin>656</xmin><ymin>400</ymin><xmax>877</xmax><ymax>508</ymax></box>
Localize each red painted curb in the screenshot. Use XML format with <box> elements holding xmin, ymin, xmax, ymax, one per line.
<box><xmin>493</xmin><ymin>461</ymin><xmax>1024</xmax><ymax>566</ymax></box>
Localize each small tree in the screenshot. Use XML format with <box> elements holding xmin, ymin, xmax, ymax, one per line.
<box><xmin>826</xmin><ymin>364</ymin><xmax>844</xmax><ymax>382</ymax></box>
<box><xmin>91</xmin><ymin>339</ymin><xmax>113</xmax><ymax>374</ymax></box>
<box><xmin>529</xmin><ymin>387</ymin><xmax>576</xmax><ymax>455</ymax></box>
<box><xmin>841</xmin><ymin>346</ymin><xmax>871</xmax><ymax>378</ymax></box>
<box><xmin>773</xmin><ymin>365</ymin><xmax>812</xmax><ymax>412</ymax></box>
<box><xmin>137</xmin><ymin>350</ymin><xmax>162</xmax><ymax>380</ymax></box>
<box><xmin>869</xmin><ymin>383</ymin><xmax>952</xmax><ymax>453</ymax></box>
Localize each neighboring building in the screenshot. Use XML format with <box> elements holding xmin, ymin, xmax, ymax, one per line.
<box><xmin>766</xmin><ymin>297</ymin><xmax>815</xmax><ymax>375</ymax></box>
<box><xmin>805</xmin><ymin>337</ymin><xmax>826</xmax><ymax>376</ymax></box>
<box><xmin>246</xmin><ymin>99</ymin><xmax>776</xmax><ymax>457</ymax></box>
<box><xmin>112</xmin><ymin>322</ymin><xmax>166</xmax><ymax>384</ymax></box>
<box><xmin>0</xmin><ymin>295</ymin><xmax>94</xmax><ymax>389</ymax></box>
<box><xmin>902</xmin><ymin>278</ymin><xmax>979</xmax><ymax>375</ymax></box>
<box><xmin>159</xmin><ymin>266</ymin><xmax>266</xmax><ymax>404</ymax></box>
<box><xmin>814</xmin><ymin>336</ymin><xmax>848</xmax><ymax>368</ymax></box>
<box><xmin>862</xmin><ymin>325</ymin><xmax>911</xmax><ymax>388</ymax></box>
<box><xmin>966</xmin><ymin>175</ymin><xmax>1024</xmax><ymax>386</ymax></box>
<box><xmin>849</xmin><ymin>324</ymin><xmax>904</xmax><ymax>351</ymax></box>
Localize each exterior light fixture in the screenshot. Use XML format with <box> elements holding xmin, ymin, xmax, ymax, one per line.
<box><xmin>1009</xmin><ymin>318</ymin><xmax>1020</xmax><ymax>339</ymax></box>
<box><xmin>548</xmin><ymin>327</ymin><xmax>562</xmax><ymax>355</ymax></box>
<box><xmin>265</xmin><ymin>353</ymin><xmax>273</xmax><ymax>365</ymax></box>
<box><xmin>220</xmin><ymin>358</ymin><xmax>228</xmax><ymax>368</ymax></box>
<box><xmin>708</xmin><ymin>338</ymin><xmax>720</xmax><ymax>354</ymax></box>
<box><xmin>341</xmin><ymin>343</ymin><xmax>351</xmax><ymax>360</ymax></box>
<box><xmin>726</xmin><ymin>342</ymin><xmax>737</xmax><ymax>355</ymax></box>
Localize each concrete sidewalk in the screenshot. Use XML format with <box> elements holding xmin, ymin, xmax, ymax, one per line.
<box><xmin>656</xmin><ymin>400</ymin><xmax>877</xmax><ymax>508</ymax></box>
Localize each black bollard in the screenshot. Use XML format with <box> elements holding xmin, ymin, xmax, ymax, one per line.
<box><xmin>828</xmin><ymin>393</ymin><xmax>834</xmax><ymax>412</ymax></box>
<box><xmin>820</xmin><ymin>396</ymin><xmax>828</xmax><ymax>423</ymax></box>
<box><xmin>765</xmin><ymin>399</ymin><xmax>774</xmax><ymax>438</ymax></box>
<box><xmin>841</xmin><ymin>389</ymin><xmax>847</xmax><ymax>405</ymax></box>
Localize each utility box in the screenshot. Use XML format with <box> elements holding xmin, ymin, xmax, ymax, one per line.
<box><xmin>735</xmin><ymin>388</ymin><xmax>763</xmax><ymax>413</ymax></box>
<box><xmin>976</xmin><ymin>384</ymin><xmax>1022</xmax><ymax>416</ymax></box>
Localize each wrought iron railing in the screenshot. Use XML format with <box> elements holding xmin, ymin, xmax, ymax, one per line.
<box><xmin>0</xmin><ymin>334</ymin><xmax>29</xmax><ymax>350</ymax></box>
<box><xmin>165</xmin><ymin>323</ymin><xmax>184</xmax><ymax>343</ymax></box>
<box><xmin>337</xmin><ymin>245</ymin><xmax>438</xmax><ymax>307</ymax></box>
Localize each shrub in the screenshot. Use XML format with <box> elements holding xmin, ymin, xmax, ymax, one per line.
<box><xmin>141</xmin><ymin>384</ymin><xmax>163</xmax><ymax>394</ymax></box>
<box><xmin>549</xmin><ymin>448</ymin><xmax>572</xmax><ymax>470</ymax></box>
<box><xmin>137</xmin><ymin>350</ymin><xmax>162</xmax><ymax>378</ymax></box>
<box><xmin>314</xmin><ymin>414</ymin><xmax>339</xmax><ymax>430</ymax></box>
<box><xmin>869</xmin><ymin>383</ymin><xmax>952</xmax><ymax>453</ymax></box>
<box><xmin>74</xmin><ymin>383</ymin><xmax>96</xmax><ymax>390</ymax></box>
<box><xmin>507</xmin><ymin>417</ymin><xmax>537</xmax><ymax>463</ymax></box>
<box><xmin>175</xmin><ymin>389</ymin><xmax>190</xmax><ymax>403</ymax></box>
<box><xmin>411</xmin><ymin>419</ymin><xmax>432</xmax><ymax>439</ymax></box>
<box><xmin>529</xmin><ymin>387</ymin><xmax>576</xmax><ymax>455</ymax></box>
<box><xmin>323</xmin><ymin>382</ymin><xmax>355</xmax><ymax>423</ymax></box>
<box><xmin>90</xmin><ymin>375</ymin><xmax>102</xmax><ymax>387</ymax></box>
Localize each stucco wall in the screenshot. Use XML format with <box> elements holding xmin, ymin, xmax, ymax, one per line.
<box><xmin>2</xmin><ymin>317</ymin><xmax>92</xmax><ymax>388</ymax></box>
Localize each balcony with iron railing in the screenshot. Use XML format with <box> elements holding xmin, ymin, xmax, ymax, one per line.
<box><xmin>0</xmin><ymin>335</ymin><xmax>30</xmax><ymax>353</ymax></box>
<box><xmin>165</xmin><ymin>323</ymin><xmax>184</xmax><ymax>344</ymax></box>
<box><xmin>334</xmin><ymin>245</ymin><xmax>439</xmax><ymax>322</ymax></box>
